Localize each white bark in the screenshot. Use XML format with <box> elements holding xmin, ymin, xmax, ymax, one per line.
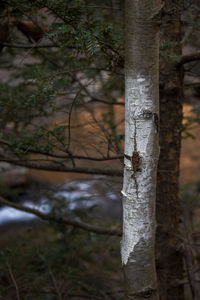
<box><xmin>121</xmin><ymin>0</ymin><xmax>160</xmax><ymax>298</ymax></box>
<box><xmin>122</xmin><ymin>75</ymin><xmax>159</xmax><ymax>266</ymax></box>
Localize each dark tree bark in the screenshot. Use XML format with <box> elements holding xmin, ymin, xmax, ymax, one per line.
<box><xmin>156</xmin><ymin>1</ymin><xmax>184</xmax><ymax>299</ymax></box>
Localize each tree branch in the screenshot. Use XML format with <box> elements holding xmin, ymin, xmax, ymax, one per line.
<box><xmin>184</xmin><ymin>82</ymin><xmax>200</xmax><ymax>89</ymax></box>
<box><xmin>178</xmin><ymin>52</ymin><xmax>200</xmax><ymax>65</ymax></box>
<box><xmin>37</xmin><ymin>152</ymin><xmax>123</xmax><ymax>161</ymax></box>
<box><xmin>0</xmin><ymin>139</ymin><xmax>124</xmax><ymax>162</ymax></box>
<box><xmin>0</xmin><ymin>139</ymin><xmax>123</xmax><ymax>161</ymax></box>
<box><xmin>2</xmin><ymin>42</ymin><xmax>59</xmax><ymax>49</ymax></box>
<box><xmin>87</xmin><ymin>96</ymin><xmax>124</xmax><ymax>105</ymax></box>
<box><xmin>0</xmin><ymin>196</ymin><xmax>121</xmax><ymax>236</ymax></box>
<box><xmin>0</xmin><ymin>157</ymin><xmax>123</xmax><ymax>177</ymax></box>
<box><xmin>70</xmin><ymin>6</ymin><xmax>122</xmax><ymax>10</ymax></box>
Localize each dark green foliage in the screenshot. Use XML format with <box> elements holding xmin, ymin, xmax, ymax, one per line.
<box><xmin>0</xmin><ymin>223</ymin><xmax>123</xmax><ymax>299</ymax></box>
<box><xmin>0</xmin><ymin>3</ymin><xmax>125</xmax><ymax>296</ymax></box>
<box><xmin>0</xmin><ymin>0</ymin><xmax>124</xmax><ymax>159</ymax></box>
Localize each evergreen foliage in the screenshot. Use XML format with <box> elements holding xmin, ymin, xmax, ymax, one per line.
<box><xmin>0</xmin><ymin>0</ymin><xmax>124</xmax><ymax>160</ymax></box>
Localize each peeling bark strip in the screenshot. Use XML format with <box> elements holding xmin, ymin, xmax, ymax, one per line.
<box><xmin>122</xmin><ymin>1</ymin><xmax>160</xmax><ymax>299</ymax></box>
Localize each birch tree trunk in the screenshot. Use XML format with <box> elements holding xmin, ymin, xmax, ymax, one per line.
<box><xmin>121</xmin><ymin>1</ymin><xmax>161</xmax><ymax>299</ymax></box>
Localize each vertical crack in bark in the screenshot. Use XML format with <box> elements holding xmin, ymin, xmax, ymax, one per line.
<box><xmin>131</xmin><ymin>119</ymin><xmax>141</xmax><ymax>201</ymax></box>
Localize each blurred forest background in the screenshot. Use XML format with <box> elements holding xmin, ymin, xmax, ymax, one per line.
<box><xmin>0</xmin><ymin>0</ymin><xmax>200</xmax><ymax>299</ymax></box>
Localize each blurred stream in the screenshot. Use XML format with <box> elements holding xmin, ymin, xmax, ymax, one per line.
<box><xmin>0</xmin><ymin>178</ymin><xmax>122</xmax><ymax>227</ymax></box>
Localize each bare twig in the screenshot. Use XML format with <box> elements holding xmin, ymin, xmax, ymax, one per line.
<box><xmin>66</xmin><ymin>89</ymin><xmax>82</xmax><ymax>152</ymax></box>
<box><xmin>6</xmin><ymin>261</ymin><xmax>20</xmax><ymax>300</ymax></box>
<box><xmin>180</xmin><ymin>204</ymin><xmax>200</xmax><ymax>300</ymax></box>
<box><xmin>183</xmin><ymin>244</ymin><xmax>200</xmax><ymax>299</ymax></box>
<box><xmin>48</xmin><ymin>268</ymin><xmax>63</xmax><ymax>300</ymax></box>
<box><xmin>87</xmin><ymin>97</ymin><xmax>124</xmax><ymax>105</ymax></box>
